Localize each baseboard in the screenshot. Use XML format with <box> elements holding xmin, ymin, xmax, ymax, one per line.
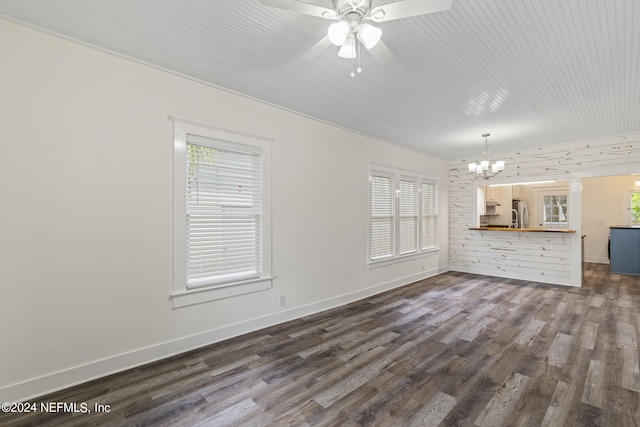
<box><xmin>584</xmin><ymin>257</ymin><xmax>609</xmax><ymax>264</ymax></box>
<box><xmin>1</xmin><ymin>265</ymin><xmax>448</xmax><ymax>403</ymax></box>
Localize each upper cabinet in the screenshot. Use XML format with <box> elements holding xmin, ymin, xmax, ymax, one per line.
<box><xmin>486</xmin><ymin>185</ymin><xmax>497</xmax><ymax>202</ymax></box>
<box><xmin>485</xmin><ymin>185</ymin><xmax>512</xmax><ymax>225</ymax></box>
<box><xmin>512</xmin><ymin>185</ymin><xmax>522</xmax><ymax>199</ymax></box>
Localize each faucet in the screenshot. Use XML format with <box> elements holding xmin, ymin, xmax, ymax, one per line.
<box><xmin>511</xmin><ymin>209</ymin><xmax>518</xmax><ymax>228</ymax></box>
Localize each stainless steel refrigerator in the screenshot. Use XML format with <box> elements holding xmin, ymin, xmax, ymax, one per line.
<box><xmin>512</xmin><ymin>199</ymin><xmax>529</xmax><ymax>228</ymax></box>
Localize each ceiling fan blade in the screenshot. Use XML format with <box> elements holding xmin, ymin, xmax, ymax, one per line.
<box><xmin>259</xmin><ymin>0</ymin><xmax>337</xmax><ymax>20</ymax></box>
<box><xmin>367</xmin><ymin>0</ymin><xmax>453</xmax><ymax>23</ymax></box>
<box><xmin>300</xmin><ymin>35</ymin><xmax>332</xmax><ymax>61</ymax></box>
<box><xmin>367</xmin><ymin>40</ymin><xmax>395</xmax><ymax>64</ymax></box>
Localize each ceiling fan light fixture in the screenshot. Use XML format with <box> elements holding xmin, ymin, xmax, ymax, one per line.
<box><xmin>338</xmin><ymin>35</ymin><xmax>357</xmax><ymax>58</ymax></box>
<box><xmin>328</xmin><ymin>21</ymin><xmax>350</xmax><ymax>46</ymax></box>
<box><xmin>338</xmin><ymin>42</ymin><xmax>356</xmax><ymax>58</ymax></box>
<box><xmin>357</xmin><ymin>22</ymin><xmax>381</xmax><ymax>49</ymax></box>
<box><xmin>259</xmin><ymin>0</ymin><xmax>455</xmax><ymax>72</ymax></box>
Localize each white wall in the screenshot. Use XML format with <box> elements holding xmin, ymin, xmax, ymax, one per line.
<box><xmin>0</xmin><ymin>18</ymin><xmax>449</xmax><ymax>401</ymax></box>
<box><xmin>582</xmin><ymin>175</ymin><xmax>639</xmax><ymax>263</ymax></box>
<box><xmin>450</xmin><ymin>132</ymin><xmax>640</xmax><ymax>287</ymax></box>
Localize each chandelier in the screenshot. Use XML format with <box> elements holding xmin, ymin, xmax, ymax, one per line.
<box><xmin>468</xmin><ymin>133</ymin><xmax>505</xmax><ymax>180</ymax></box>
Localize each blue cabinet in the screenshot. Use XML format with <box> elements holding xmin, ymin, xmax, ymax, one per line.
<box><xmin>610</xmin><ymin>227</ymin><xmax>640</xmax><ymax>275</ymax></box>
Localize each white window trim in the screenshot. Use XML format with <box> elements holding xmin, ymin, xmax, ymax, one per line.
<box><xmin>170</xmin><ymin>116</ymin><xmax>273</xmax><ymax>308</ymax></box>
<box><xmin>367</xmin><ymin>163</ymin><xmax>439</xmax><ymax>268</ymax></box>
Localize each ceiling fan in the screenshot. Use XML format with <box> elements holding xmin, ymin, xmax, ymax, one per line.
<box><xmin>259</xmin><ymin>0</ymin><xmax>453</xmax><ymax>76</ymax></box>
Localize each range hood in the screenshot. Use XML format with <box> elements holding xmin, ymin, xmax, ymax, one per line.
<box><xmin>485</xmin><ymin>199</ymin><xmax>501</xmax><ymax>206</ymax></box>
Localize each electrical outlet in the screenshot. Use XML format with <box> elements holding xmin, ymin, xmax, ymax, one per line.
<box><xmin>279</xmin><ymin>295</ymin><xmax>286</xmax><ymax>307</ymax></box>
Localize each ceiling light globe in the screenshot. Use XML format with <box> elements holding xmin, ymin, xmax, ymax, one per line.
<box><xmin>338</xmin><ymin>38</ymin><xmax>357</xmax><ymax>58</ymax></box>
<box><xmin>357</xmin><ymin>23</ymin><xmax>382</xmax><ymax>49</ymax></box>
<box><xmin>328</xmin><ymin>21</ymin><xmax>349</xmax><ymax>46</ymax></box>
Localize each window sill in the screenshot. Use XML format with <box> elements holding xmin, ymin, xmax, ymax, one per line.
<box><xmin>367</xmin><ymin>248</ymin><xmax>439</xmax><ymax>269</ymax></box>
<box><xmin>171</xmin><ymin>276</ymin><xmax>274</xmax><ymax>308</ymax></box>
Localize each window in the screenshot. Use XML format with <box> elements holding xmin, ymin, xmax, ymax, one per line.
<box><xmin>370</xmin><ymin>172</ymin><xmax>394</xmax><ymax>260</ymax></box>
<box><xmin>172</xmin><ymin>117</ymin><xmax>272</xmax><ymax>308</ymax></box>
<box><xmin>542</xmin><ymin>193</ymin><xmax>568</xmax><ymax>226</ymax></box>
<box><xmin>369</xmin><ymin>165</ymin><xmax>438</xmax><ymax>264</ymax></box>
<box><xmin>186</xmin><ymin>139</ymin><xmax>261</xmax><ymax>288</ymax></box>
<box><xmin>399</xmin><ymin>177</ymin><xmax>418</xmax><ymax>255</ymax></box>
<box><xmin>630</xmin><ymin>191</ymin><xmax>640</xmax><ymax>224</ymax></box>
<box><xmin>421</xmin><ymin>181</ymin><xmax>437</xmax><ymax>249</ymax></box>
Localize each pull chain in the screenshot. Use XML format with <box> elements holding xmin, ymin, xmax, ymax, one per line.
<box><xmin>357</xmin><ymin>38</ymin><xmax>362</xmax><ymax>74</ymax></box>
<box><xmin>350</xmin><ymin>37</ymin><xmax>363</xmax><ymax>77</ymax></box>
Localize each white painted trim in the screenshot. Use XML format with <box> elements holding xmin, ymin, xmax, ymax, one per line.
<box><xmin>584</xmin><ymin>257</ymin><xmax>609</xmax><ymax>264</ymax></box>
<box><xmin>0</xmin><ymin>266</ymin><xmax>449</xmax><ymax>403</ymax></box>
<box><xmin>568</xmin><ymin>179</ymin><xmax>583</xmax><ymax>286</ymax></box>
<box><xmin>168</xmin><ymin>115</ymin><xmax>275</xmax><ymax>145</ymax></box>
<box><xmin>171</xmin><ymin>277</ymin><xmax>274</xmax><ymax>308</ymax></box>
<box><xmin>367</xmin><ymin>248</ymin><xmax>440</xmax><ymax>269</ymax></box>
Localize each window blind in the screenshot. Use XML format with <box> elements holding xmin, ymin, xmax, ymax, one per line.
<box><xmin>399</xmin><ymin>178</ymin><xmax>418</xmax><ymax>254</ymax></box>
<box><xmin>370</xmin><ymin>173</ymin><xmax>394</xmax><ymax>260</ymax></box>
<box><xmin>421</xmin><ymin>181</ymin><xmax>437</xmax><ymax>249</ymax></box>
<box><xmin>368</xmin><ymin>166</ymin><xmax>438</xmax><ymax>264</ymax></box>
<box><xmin>186</xmin><ymin>142</ymin><xmax>262</xmax><ymax>287</ymax></box>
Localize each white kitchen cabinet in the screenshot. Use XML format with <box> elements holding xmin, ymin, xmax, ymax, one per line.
<box><xmin>512</xmin><ymin>185</ymin><xmax>522</xmax><ymax>199</ymax></box>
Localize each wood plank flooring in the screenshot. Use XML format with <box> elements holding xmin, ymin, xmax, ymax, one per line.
<box><xmin>2</xmin><ymin>263</ymin><xmax>639</xmax><ymax>426</ymax></box>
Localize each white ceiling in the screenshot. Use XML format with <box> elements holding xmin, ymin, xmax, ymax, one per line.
<box><xmin>1</xmin><ymin>0</ymin><xmax>639</xmax><ymax>158</ymax></box>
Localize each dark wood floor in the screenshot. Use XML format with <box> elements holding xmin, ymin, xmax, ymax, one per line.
<box><xmin>3</xmin><ymin>263</ymin><xmax>639</xmax><ymax>426</ymax></box>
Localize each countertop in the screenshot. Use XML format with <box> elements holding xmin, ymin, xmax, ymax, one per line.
<box><xmin>609</xmin><ymin>225</ymin><xmax>640</xmax><ymax>229</ymax></box>
<box><xmin>469</xmin><ymin>227</ymin><xmax>576</xmax><ymax>233</ymax></box>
